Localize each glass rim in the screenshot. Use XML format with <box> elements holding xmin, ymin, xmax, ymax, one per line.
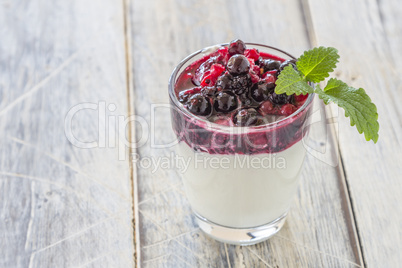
<box><xmin>168</xmin><ymin>42</ymin><xmax>314</xmax><ymax>132</ymax></box>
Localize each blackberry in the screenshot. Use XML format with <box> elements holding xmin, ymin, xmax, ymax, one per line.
<box><xmin>227</xmin><ymin>55</ymin><xmax>250</xmax><ymax>76</ymax></box>
<box><xmin>214</xmin><ymin>91</ymin><xmax>238</xmax><ymax>113</ymax></box>
<box><xmin>228</xmin><ymin>39</ymin><xmax>246</xmax><ymax>55</ymax></box>
<box><xmin>186</xmin><ymin>94</ymin><xmax>212</xmax><ymax>116</ymax></box>
<box><xmin>231</xmin><ymin>74</ymin><xmax>251</xmax><ymax>94</ymax></box>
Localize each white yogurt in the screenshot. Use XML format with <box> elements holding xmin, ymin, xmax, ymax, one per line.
<box><xmin>177</xmin><ymin>141</ymin><xmax>306</xmax><ymax>228</ymax></box>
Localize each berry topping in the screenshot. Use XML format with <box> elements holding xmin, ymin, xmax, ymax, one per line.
<box><xmin>269</xmin><ymin>92</ymin><xmax>292</xmax><ymax>105</ymax></box>
<box><xmin>227</xmin><ymin>55</ymin><xmax>250</xmax><ymax>76</ymax></box>
<box><xmin>214</xmin><ymin>91</ymin><xmax>238</xmax><ymax>113</ymax></box>
<box><xmin>172</xmin><ymin>40</ymin><xmax>319</xmax><ymax>156</ymax></box>
<box><xmin>233</xmin><ymin>108</ymin><xmax>259</xmax><ymax>126</ymax></box>
<box><xmin>177</xmin><ymin>39</ymin><xmax>309</xmax><ymax>127</ymax></box>
<box><xmin>186</xmin><ymin>94</ymin><xmax>212</xmax><ymax>116</ymax></box>
<box><xmin>251</xmin><ymin>81</ymin><xmax>275</xmax><ymax>102</ymax></box>
<box><xmin>228</xmin><ymin>39</ymin><xmax>246</xmax><ymax>56</ymax></box>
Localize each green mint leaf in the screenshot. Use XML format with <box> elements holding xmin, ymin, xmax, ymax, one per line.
<box><xmin>275</xmin><ymin>65</ymin><xmax>313</xmax><ymax>95</ymax></box>
<box><xmin>296</xmin><ymin>47</ymin><xmax>339</xmax><ymax>83</ymax></box>
<box><xmin>315</xmin><ymin>78</ymin><xmax>379</xmax><ymax>143</ymax></box>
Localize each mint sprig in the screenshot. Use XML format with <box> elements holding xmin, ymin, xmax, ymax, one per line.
<box><xmin>275</xmin><ymin>47</ymin><xmax>379</xmax><ymax>143</ymax></box>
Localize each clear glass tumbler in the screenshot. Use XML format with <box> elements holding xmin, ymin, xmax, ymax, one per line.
<box><xmin>169</xmin><ymin>43</ymin><xmax>314</xmax><ymax>245</ymax></box>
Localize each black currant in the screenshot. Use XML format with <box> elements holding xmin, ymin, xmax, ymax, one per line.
<box><xmin>251</xmin><ymin>81</ymin><xmax>275</xmax><ymax>102</ymax></box>
<box><xmin>279</xmin><ymin>59</ymin><xmax>297</xmax><ymax>72</ymax></box>
<box><xmin>260</xmin><ymin>59</ymin><xmax>281</xmax><ymax>72</ymax></box>
<box><xmin>216</xmin><ymin>73</ymin><xmax>233</xmax><ymax>89</ymax></box>
<box><xmin>186</xmin><ymin>94</ymin><xmax>212</xmax><ymax>116</ymax></box>
<box><xmin>214</xmin><ymin>91</ymin><xmax>238</xmax><ymax>113</ymax></box>
<box><xmin>227</xmin><ymin>55</ymin><xmax>250</xmax><ymax>76</ymax></box>
<box><xmin>233</xmin><ymin>108</ymin><xmax>259</xmax><ymax>126</ymax></box>
<box><xmin>228</xmin><ymin>39</ymin><xmax>246</xmax><ymax>55</ymax></box>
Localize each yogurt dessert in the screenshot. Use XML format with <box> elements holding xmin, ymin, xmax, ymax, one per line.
<box><xmin>169</xmin><ymin>40</ymin><xmax>313</xmax><ymax>245</ymax></box>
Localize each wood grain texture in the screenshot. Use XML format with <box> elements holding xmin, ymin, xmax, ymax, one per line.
<box><xmin>129</xmin><ymin>0</ymin><xmax>361</xmax><ymax>266</ymax></box>
<box><xmin>307</xmin><ymin>0</ymin><xmax>402</xmax><ymax>266</ymax></box>
<box><xmin>0</xmin><ymin>0</ymin><xmax>135</xmax><ymax>267</ymax></box>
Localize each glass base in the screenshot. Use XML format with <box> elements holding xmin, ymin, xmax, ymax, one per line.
<box><xmin>194</xmin><ymin>212</ymin><xmax>287</xmax><ymax>246</ymax></box>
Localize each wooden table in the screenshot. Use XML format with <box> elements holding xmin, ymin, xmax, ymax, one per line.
<box><xmin>1</xmin><ymin>0</ymin><xmax>401</xmax><ymax>267</ymax></box>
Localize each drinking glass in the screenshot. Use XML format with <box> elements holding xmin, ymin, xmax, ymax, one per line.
<box><xmin>169</xmin><ymin>43</ymin><xmax>314</xmax><ymax>245</ymax></box>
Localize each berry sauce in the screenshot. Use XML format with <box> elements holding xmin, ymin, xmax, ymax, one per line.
<box><xmin>170</xmin><ymin>40</ymin><xmax>313</xmax><ymax>155</ymax></box>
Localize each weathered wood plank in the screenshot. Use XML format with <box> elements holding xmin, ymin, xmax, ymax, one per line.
<box><xmin>307</xmin><ymin>0</ymin><xmax>402</xmax><ymax>266</ymax></box>
<box><xmin>0</xmin><ymin>1</ymin><xmax>134</xmax><ymax>267</ymax></box>
<box><xmin>130</xmin><ymin>0</ymin><xmax>361</xmax><ymax>267</ymax></box>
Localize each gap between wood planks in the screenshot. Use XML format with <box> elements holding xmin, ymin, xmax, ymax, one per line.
<box><xmin>122</xmin><ymin>0</ymin><xmax>140</xmax><ymax>267</ymax></box>
<box><xmin>300</xmin><ymin>0</ymin><xmax>366</xmax><ymax>267</ymax></box>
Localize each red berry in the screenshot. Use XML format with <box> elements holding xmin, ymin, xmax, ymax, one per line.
<box><xmin>251</xmin><ymin>64</ymin><xmax>260</xmax><ymax>74</ymax></box>
<box><xmin>259</xmin><ymin>100</ymin><xmax>274</xmax><ymax>115</ymax></box>
<box><xmin>294</xmin><ymin>94</ymin><xmax>308</xmax><ymax>103</ymax></box>
<box><xmin>266</xmin><ymin>70</ymin><xmax>278</xmax><ymax>76</ymax></box>
<box><xmin>245</xmin><ymin>48</ymin><xmax>260</xmax><ymax>62</ymax></box>
<box><xmin>217</xmin><ymin>47</ymin><xmax>229</xmax><ymax>57</ymax></box>
<box><xmin>214</xmin><ymin>118</ymin><xmax>232</xmax><ymax>126</ymax></box>
<box><xmin>210</xmin><ymin>64</ymin><xmax>226</xmax><ymax>80</ymax></box>
<box><xmin>262</xmin><ymin>73</ymin><xmax>276</xmax><ymax>83</ymax></box>
<box><xmin>250</xmin><ymin>72</ymin><xmax>260</xmax><ymax>84</ymax></box>
<box><xmin>280</xmin><ymin>104</ymin><xmax>297</xmax><ymax>116</ymax></box>
<box><xmin>201</xmin><ymin>74</ymin><xmax>212</xmax><ymax>86</ymax></box>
